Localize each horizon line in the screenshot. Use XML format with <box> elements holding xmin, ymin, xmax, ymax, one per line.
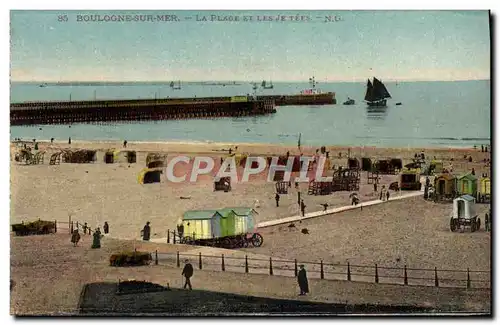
<box><xmin>10</xmin><ymin>78</ymin><xmax>491</xmax><ymax>83</ymax></box>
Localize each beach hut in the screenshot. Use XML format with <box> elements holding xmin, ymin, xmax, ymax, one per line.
<box><xmin>399</xmin><ymin>169</ymin><xmax>422</xmax><ymax>191</ymax></box>
<box><xmin>215</xmin><ymin>208</ymin><xmax>237</xmax><ymax>237</ymax></box>
<box><xmin>222</xmin><ymin>207</ymin><xmax>258</xmax><ymax>235</ymax></box>
<box><xmin>456</xmin><ymin>173</ymin><xmax>478</xmax><ymax>196</ymax></box>
<box><xmin>104</xmin><ymin>150</ymin><xmax>121</xmax><ymax>164</ymax></box>
<box><xmin>348</xmin><ymin>158</ymin><xmax>360</xmax><ymax>170</ymax></box>
<box><xmin>146</xmin><ymin>153</ymin><xmax>167</xmax><ymax>167</ymax></box>
<box><xmin>478</xmin><ymin>176</ymin><xmax>491</xmax><ymax>203</ymax></box>
<box><xmin>137</xmin><ymin>168</ymin><xmax>163</xmax><ymax>184</ymax></box>
<box><xmin>452</xmin><ymin>195</ymin><xmax>477</xmax><ymax>219</ymax></box>
<box><xmin>434</xmin><ymin>173</ymin><xmax>456</xmax><ymax>198</ymax></box>
<box><xmin>389</xmin><ymin>158</ymin><xmax>403</xmax><ymax>171</ymax></box>
<box><xmin>182</xmin><ymin>210</ymin><xmax>224</xmax><ymax>240</ymax></box>
<box><xmin>361</xmin><ymin>157</ymin><xmax>372</xmax><ymax>171</ymax></box>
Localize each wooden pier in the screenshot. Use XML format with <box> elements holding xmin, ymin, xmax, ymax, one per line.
<box><xmin>10</xmin><ymin>97</ymin><xmax>276</xmax><ymax>126</ymax></box>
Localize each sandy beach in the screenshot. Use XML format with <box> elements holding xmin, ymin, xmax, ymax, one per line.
<box><xmin>11</xmin><ymin>140</ymin><xmax>490</xmax><ymax>238</ymax></box>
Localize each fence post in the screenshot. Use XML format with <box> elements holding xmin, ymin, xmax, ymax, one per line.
<box><xmin>434</xmin><ymin>267</ymin><xmax>439</xmax><ymax>287</ymax></box>
<box><xmin>245</xmin><ymin>255</ymin><xmax>249</xmax><ymax>273</ymax></box>
<box><xmin>404</xmin><ymin>265</ymin><xmax>408</xmax><ymax>285</ymax></box>
<box><xmin>54</xmin><ymin>220</ymin><xmax>57</xmax><ymax>233</ymax></box>
<box><xmin>347</xmin><ymin>262</ymin><xmax>351</xmax><ymax>281</ymax></box>
<box><xmin>173</xmin><ymin>230</ymin><xmax>176</xmax><ymax>244</ymax></box>
<box><xmin>294</xmin><ymin>259</ymin><xmax>298</xmax><ymax>277</ymax></box>
<box><xmin>155</xmin><ymin>250</ymin><xmax>158</xmax><ymax>265</ymax></box>
<box><xmin>76</xmin><ymin>221</ymin><xmax>79</xmax><ymax>230</ymax></box>
<box><xmin>375</xmin><ymin>264</ymin><xmax>379</xmax><ymax>283</ymax></box>
<box><xmin>167</xmin><ymin>230</ymin><xmax>170</xmax><ymax>244</ymax></box>
<box><xmin>176</xmin><ymin>251</ymin><xmax>180</xmax><ymax>268</ymax></box>
<box><xmin>70</xmin><ymin>221</ymin><xmax>74</xmax><ymax>233</ymax></box>
<box><xmin>221</xmin><ymin>254</ymin><xmax>225</xmax><ymax>271</ymax></box>
<box><xmin>320</xmin><ymin>260</ymin><xmax>324</xmax><ymax>279</ymax></box>
<box><xmin>199</xmin><ymin>252</ymin><xmax>202</xmax><ymax>270</ymax></box>
<box><xmin>269</xmin><ymin>257</ymin><xmax>273</xmax><ymax>275</ymax></box>
<box><xmin>467</xmin><ymin>268</ymin><xmax>471</xmax><ymax>289</ymax></box>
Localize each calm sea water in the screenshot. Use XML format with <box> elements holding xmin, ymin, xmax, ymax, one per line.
<box><xmin>9</xmin><ymin>80</ymin><xmax>491</xmax><ymax>148</ymax></box>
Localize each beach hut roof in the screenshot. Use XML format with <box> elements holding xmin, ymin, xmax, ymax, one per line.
<box><xmin>223</xmin><ymin>207</ymin><xmax>259</xmax><ymax>216</ymax></box>
<box><xmin>458</xmin><ymin>173</ymin><xmax>478</xmax><ymax>181</ymax></box>
<box><xmin>183</xmin><ymin>210</ymin><xmax>221</xmax><ymax>220</ymax></box>
<box><xmin>459</xmin><ymin>195</ymin><xmax>476</xmax><ymax>202</ymax></box>
<box><xmin>436</xmin><ymin>173</ymin><xmax>455</xmax><ymax>180</ymax></box>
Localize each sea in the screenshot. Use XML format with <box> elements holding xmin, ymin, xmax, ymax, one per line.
<box><xmin>9</xmin><ymin>80</ymin><xmax>491</xmax><ymax>148</ymax></box>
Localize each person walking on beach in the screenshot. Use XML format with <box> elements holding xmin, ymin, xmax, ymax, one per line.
<box><xmin>68</xmin><ymin>137</ymin><xmax>71</xmax><ymax>144</ymax></box>
<box><xmin>182</xmin><ymin>260</ymin><xmax>194</xmax><ymax>290</ymax></box>
<box><xmin>83</xmin><ymin>222</ymin><xmax>88</xmax><ymax>235</ymax></box>
<box><xmin>123</xmin><ymin>140</ymin><xmax>127</xmax><ymax>148</ymax></box>
<box><xmin>297</xmin><ymin>265</ymin><xmax>309</xmax><ymax>296</ymax></box>
<box><xmin>275</xmin><ymin>193</ymin><xmax>280</xmax><ymax>207</ymax></box>
<box><xmin>485</xmin><ymin>213</ymin><xmax>490</xmax><ymax>232</ymax></box>
<box><xmin>103</xmin><ymin>222</ymin><xmax>109</xmax><ymax>234</ymax></box>
<box><xmin>71</xmin><ymin>229</ymin><xmax>81</xmax><ymax>247</ymax></box>
<box><xmin>386</xmin><ymin>190</ymin><xmax>390</xmax><ymax>201</ymax></box>
<box><xmin>374</xmin><ymin>182</ymin><xmax>378</xmax><ymax>193</ymax></box>
<box><xmin>142</xmin><ymin>222</ymin><xmax>151</xmax><ymax>241</ymax></box>
<box><xmin>321</xmin><ymin>203</ymin><xmax>329</xmax><ymax>212</ymax></box>
<box><xmin>300</xmin><ymin>200</ymin><xmax>306</xmax><ymax>217</ymax></box>
<box><xmin>50</xmin><ymin>137</ymin><xmax>54</xmax><ymax>144</ymax></box>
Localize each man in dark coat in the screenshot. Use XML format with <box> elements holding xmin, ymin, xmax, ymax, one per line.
<box><xmin>103</xmin><ymin>222</ymin><xmax>109</xmax><ymax>234</ymax></box>
<box><xmin>297</xmin><ymin>264</ymin><xmax>309</xmax><ymax>296</ymax></box>
<box><xmin>485</xmin><ymin>213</ymin><xmax>490</xmax><ymax>232</ymax></box>
<box><xmin>142</xmin><ymin>222</ymin><xmax>151</xmax><ymax>241</ymax></box>
<box><xmin>275</xmin><ymin>193</ymin><xmax>280</xmax><ymax>207</ymax></box>
<box><xmin>182</xmin><ymin>259</ymin><xmax>194</xmax><ymax>290</ymax></box>
<box><xmin>300</xmin><ymin>200</ymin><xmax>306</xmax><ymax>217</ymax></box>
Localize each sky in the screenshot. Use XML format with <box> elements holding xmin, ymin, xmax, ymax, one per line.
<box><xmin>10</xmin><ymin>10</ymin><xmax>491</xmax><ymax>82</ymax></box>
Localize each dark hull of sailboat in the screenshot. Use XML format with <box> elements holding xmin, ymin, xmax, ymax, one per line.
<box><xmin>366</xmin><ymin>99</ymin><xmax>387</xmax><ymax>107</ymax></box>
<box><xmin>343</xmin><ymin>99</ymin><xmax>355</xmax><ymax>105</ymax></box>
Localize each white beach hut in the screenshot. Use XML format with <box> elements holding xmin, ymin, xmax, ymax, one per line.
<box><xmin>452</xmin><ymin>195</ymin><xmax>477</xmax><ymax>219</ymax></box>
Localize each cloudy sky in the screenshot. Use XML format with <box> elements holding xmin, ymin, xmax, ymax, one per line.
<box><xmin>10</xmin><ymin>10</ymin><xmax>490</xmax><ymax>82</ymax></box>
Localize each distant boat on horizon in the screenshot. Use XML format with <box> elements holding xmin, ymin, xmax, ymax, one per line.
<box><xmin>261</xmin><ymin>80</ymin><xmax>274</xmax><ymax>89</ymax></box>
<box><xmin>364</xmin><ymin>77</ymin><xmax>391</xmax><ymax>107</ymax></box>
<box><xmin>343</xmin><ymin>97</ymin><xmax>355</xmax><ymax>105</ymax></box>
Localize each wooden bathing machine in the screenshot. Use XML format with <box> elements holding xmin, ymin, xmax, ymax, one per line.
<box><xmin>456</xmin><ymin>173</ymin><xmax>478</xmax><ymax>196</ymax></box>
<box><xmin>478</xmin><ymin>176</ymin><xmax>491</xmax><ymax>203</ymax></box>
<box><xmin>434</xmin><ymin>173</ymin><xmax>456</xmax><ymax>197</ymax></box>
<box><xmin>220</xmin><ymin>207</ymin><xmax>258</xmax><ymax>235</ymax></box>
<box><xmin>182</xmin><ymin>210</ymin><xmax>226</xmax><ymax>240</ymax></box>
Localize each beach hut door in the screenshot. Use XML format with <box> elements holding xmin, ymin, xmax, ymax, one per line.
<box><xmin>438</xmin><ymin>180</ymin><xmax>445</xmax><ymax>194</ymax></box>
<box><xmin>211</xmin><ymin>215</ymin><xmax>221</xmax><ymax>238</ymax></box>
<box><xmin>462</xmin><ymin>180</ymin><xmax>468</xmax><ymax>193</ymax></box>
<box><xmin>457</xmin><ymin>199</ymin><xmax>465</xmax><ymax>218</ymax></box>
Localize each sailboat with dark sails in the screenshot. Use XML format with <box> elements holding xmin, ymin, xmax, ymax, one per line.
<box><xmin>364</xmin><ymin>77</ymin><xmax>391</xmax><ymax>107</ymax></box>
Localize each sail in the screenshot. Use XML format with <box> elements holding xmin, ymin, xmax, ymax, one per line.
<box><xmin>364</xmin><ymin>79</ymin><xmax>375</xmax><ymax>101</ymax></box>
<box><xmin>373</xmin><ymin>78</ymin><xmax>391</xmax><ymax>99</ymax></box>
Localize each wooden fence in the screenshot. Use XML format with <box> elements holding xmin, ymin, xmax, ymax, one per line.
<box><xmin>144</xmin><ymin>250</ymin><xmax>490</xmax><ymax>290</ymax></box>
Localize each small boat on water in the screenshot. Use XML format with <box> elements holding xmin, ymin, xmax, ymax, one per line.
<box><xmin>396</xmin><ymin>102</ymin><xmax>402</xmax><ymax>106</ymax></box>
<box><xmin>261</xmin><ymin>80</ymin><xmax>274</xmax><ymax>89</ymax></box>
<box><xmin>364</xmin><ymin>77</ymin><xmax>391</xmax><ymax>107</ymax></box>
<box><xmin>343</xmin><ymin>97</ymin><xmax>355</xmax><ymax>105</ymax></box>
<box><xmin>39</xmin><ymin>83</ymin><xmax>47</xmax><ymax>88</ymax></box>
